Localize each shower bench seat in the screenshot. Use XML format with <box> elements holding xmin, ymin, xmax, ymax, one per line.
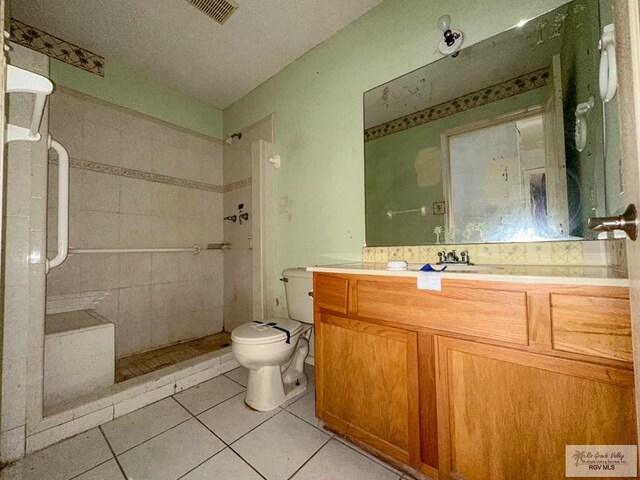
<box><xmin>44</xmin><ymin>309</ymin><xmax>115</xmax><ymax>409</ymax></box>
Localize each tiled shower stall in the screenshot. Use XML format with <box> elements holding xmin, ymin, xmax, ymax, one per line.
<box><xmin>46</xmin><ymin>88</ymin><xmax>225</xmax><ymax>357</ymax></box>
<box><xmin>1</xmin><ymin>42</ymin><xmax>274</xmax><ymax>461</ymax></box>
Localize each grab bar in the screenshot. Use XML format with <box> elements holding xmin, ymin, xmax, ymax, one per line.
<box><xmin>69</xmin><ymin>246</ymin><xmax>201</xmax><ymax>254</ymax></box>
<box><xmin>386</xmin><ymin>206</ymin><xmax>428</xmax><ymax>219</ymax></box>
<box><xmin>47</xmin><ymin>136</ymin><xmax>69</xmax><ymax>272</ymax></box>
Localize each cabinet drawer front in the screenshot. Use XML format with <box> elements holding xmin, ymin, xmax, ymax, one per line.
<box><xmin>357</xmin><ymin>280</ymin><xmax>528</xmax><ymax>345</ymax></box>
<box><xmin>551</xmin><ymin>294</ymin><xmax>632</xmax><ymax>362</ymax></box>
<box><xmin>314</xmin><ymin>275</ymin><xmax>349</xmax><ymax>314</ymax></box>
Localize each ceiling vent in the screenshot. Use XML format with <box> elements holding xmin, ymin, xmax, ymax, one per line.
<box><xmin>187</xmin><ymin>0</ymin><xmax>239</xmax><ymax>25</ymax></box>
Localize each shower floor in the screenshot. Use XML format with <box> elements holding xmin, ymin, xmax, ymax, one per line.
<box><xmin>115</xmin><ymin>332</ymin><xmax>232</xmax><ymax>383</ymax></box>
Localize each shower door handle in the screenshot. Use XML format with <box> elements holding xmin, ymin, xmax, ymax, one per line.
<box><xmin>588</xmin><ymin>204</ymin><xmax>638</xmax><ymax>241</ymax></box>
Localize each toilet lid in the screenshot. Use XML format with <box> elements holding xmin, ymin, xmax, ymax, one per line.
<box><xmin>232</xmin><ymin>318</ymin><xmax>302</xmax><ymax>345</ymax></box>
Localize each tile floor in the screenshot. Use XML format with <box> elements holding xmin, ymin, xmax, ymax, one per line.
<box><xmin>1</xmin><ymin>367</ymin><xmax>410</xmax><ymax>480</ymax></box>
<box><xmin>115</xmin><ymin>332</ymin><xmax>232</xmax><ymax>382</ymax></box>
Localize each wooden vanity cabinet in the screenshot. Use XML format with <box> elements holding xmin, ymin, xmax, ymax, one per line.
<box><xmin>313</xmin><ymin>272</ymin><xmax>635</xmax><ymax>480</ymax></box>
<box><xmin>436</xmin><ymin>337</ymin><xmax>636</xmax><ymax>480</ymax></box>
<box><xmin>315</xmin><ymin>313</ymin><xmax>421</xmax><ymax>467</ymax></box>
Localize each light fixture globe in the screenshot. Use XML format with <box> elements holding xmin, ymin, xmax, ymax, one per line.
<box><xmin>437</xmin><ymin>14</ymin><xmax>464</xmax><ymax>56</ymax></box>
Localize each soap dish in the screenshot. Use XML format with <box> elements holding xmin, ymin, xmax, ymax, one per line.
<box><xmin>387</xmin><ymin>260</ymin><xmax>408</xmax><ymax>271</ymax></box>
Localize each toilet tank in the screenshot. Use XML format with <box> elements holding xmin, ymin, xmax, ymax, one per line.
<box><xmin>282</xmin><ymin>268</ymin><xmax>313</xmax><ymax>324</ymax></box>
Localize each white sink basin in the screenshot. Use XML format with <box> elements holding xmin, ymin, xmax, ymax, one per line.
<box><xmin>440</xmin><ymin>264</ymin><xmax>501</xmax><ymax>272</ymax></box>
<box><xmin>408</xmin><ymin>264</ymin><xmax>501</xmax><ymax>273</ymax></box>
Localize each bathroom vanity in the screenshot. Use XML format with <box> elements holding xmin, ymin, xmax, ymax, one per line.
<box><xmin>309</xmin><ymin>266</ymin><xmax>635</xmax><ymax>480</ymax></box>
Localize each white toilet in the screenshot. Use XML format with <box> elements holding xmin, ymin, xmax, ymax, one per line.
<box><xmin>231</xmin><ymin>268</ymin><xmax>313</xmax><ymax>411</ymax></box>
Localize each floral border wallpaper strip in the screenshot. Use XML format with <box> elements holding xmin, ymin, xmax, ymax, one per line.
<box><xmin>364</xmin><ymin>67</ymin><xmax>550</xmax><ymax>142</ymax></box>
<box><xmin>10</xmin><ymin>18</ymin><xmax>105</xmax><ymax>76</ymax></box>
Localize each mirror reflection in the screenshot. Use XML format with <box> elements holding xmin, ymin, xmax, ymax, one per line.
<box><xmin>364</xmin><ymin>0</ymin><xmax>621</xmax><ymax>246</ymax></box>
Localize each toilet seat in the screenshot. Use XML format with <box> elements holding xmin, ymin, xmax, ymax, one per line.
<box><xmin>232</xmin><ymin>318</ymin><xmax>302</xmax><ymax>346</ymax></box>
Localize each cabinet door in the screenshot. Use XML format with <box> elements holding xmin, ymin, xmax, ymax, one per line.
<box><xmin>315</xmin><ymin>314</ymin><xmax>420</xmax><ymax>467</ymax></box>
<box><xmin>436</xmin><ymin>337</ymin><xmax>637</xmax><ymax>480</ymax></box>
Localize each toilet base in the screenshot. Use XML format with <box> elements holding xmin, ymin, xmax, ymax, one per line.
<box><xmin>242</xmin><ymin>334</ymin><xmax>311</xmax><ymax>411</ymax></box>
<box><xmin>245</xmin><ymin>367</ymin><xmax>308</xmax><ymax>411</ymax></box>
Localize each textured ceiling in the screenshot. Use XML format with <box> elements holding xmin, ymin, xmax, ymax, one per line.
<box><xmin>12</xmin><ymin>0</ymin><xmax>385</xmax><ymax>108</ymax></box>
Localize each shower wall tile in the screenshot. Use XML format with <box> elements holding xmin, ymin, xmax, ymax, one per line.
<box><xmin>151</xmin><ymin>216</ymin><xmax>180</xmax><ymax>247</ymax></box>
<box><xmin>202</xmin><ymin>251</ymin><xmax>223</xmax><ymax>281</ymax></box>
<box><xmin>46</xmin><ymin>255</ymin><xmax>81</xmax><ymax>296</ymax></box>
<box><xmin>151</xmin><ymin>253</ymin><xmax>181</xmax><ymax>285</ymax></box>
<box><xmin>46</xmin><ymin>88</ymin><xmax>225</xmax><ymax>358</ymax></box>
<box><xmin>179</xmin><ymin>252</ymin><xmax>204</xmax><ymax>281</ymax></box>
<box><xmin>178</xmin><ymin>188</ymin><xmax>204</xmax><ymax>218</ymax></box>
<box><xmin>83</xmin><ymin>121</ymin><xmax>122</xmax><ymax>165</ymax></box>
<box><xmin>76</xmin><ymin>211</ymin><xmax>120</xmax><ymax>249</ymax></box>
<box><xmin>2</xmin><ymin>45</ymin><xmax>50</xmax><ymax>463</ymax></box>
<box><xmin>6</xmin><ymin>146</ymin><xmax>32</xmax><ymax>217</ymax></box>
<box><xmin>151</xmin><ymin>142</ymin><xmax>182</xmax><ymax>178</ymax></box>
<box><xmin>181</xmin><ymin>150</ymin><xmax>202</xmax><ymax>181</ymax></box>
<box><xmin>151</xmin><ymin>183</ymin><xmax>181</xmax><ymax>217</ymax></box>
<box><xmin>118</xmin><ymin>253</ymin><xmax>152</xmax><ymax>288</ymax></box>
<box><xmin>81</xmin><ymin>171</ymin><xmax>121</xmax><ymax>213</ymax></box>
<box><xmin>119</xmin><ymin>214</ymin><xmax>154</xmax><ymax>248</ymax></box>
<box><xmin>202</xmin><ymin>144</ymin><xmax>223</xmax><ymax>185</ymax></box>
<box><xmin>48</xmin><ymin>110</ymin><xmax>83</xmax><ymax>160</ymax></box>
<box><xmin>119</xmin><ymin>177</ymin><xmax>153</xmax><ymax>215</ymax></box>
<box><xmin>178</xmin><ymin>217</ymin><xmax>203</xmax><ymax>246</ymax></box>
<box><xmin>119</xmin><ymin>133</ymin><xmax>153</xmax><ymax>171</ymax></box>
<box><xmin>223</xmin><ymin>185</ymin><xmax>252</xmax><ymax>249</ymax></box>
<box><xmin>5</xmin><ymin>216</ymin><xmax>31</xmax><ymax>286</ymax></box>
<box><xmin>118</xmin><ymin>286</ymin><xmax>153</xmax><ymax>321</ymax></box>
<box><xmin>79</xmin><ymin>254</ymin><xmax>119</xmax><ymax>292</ymax></box>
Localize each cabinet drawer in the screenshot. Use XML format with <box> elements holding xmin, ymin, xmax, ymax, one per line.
<box><xmin>356</xmin><ymin>280</ymin><xmax>528</xmax><ymax>345</ymax></box>
<box><xmin>551</xmin><ymin>294</ymin><xmax>632</xmax><ymax>362</ymax></box>
<box><xmin>314</xmin><ymin>275</ymin><xmax>349</xmax><ymax>314</ymax></box>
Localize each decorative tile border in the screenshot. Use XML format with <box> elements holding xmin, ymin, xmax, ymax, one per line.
<box><xmin>48</xmin><ymin>154</ymin><xmax>251</xmax><ymax>194</ymax></box>
<box><xmin>362</xmin><ymin>240</ymin><xmax>618</xmax><ymax>267</ymax></box>
<box><xmin>223</xmin><ymin>177</ymin><xmax>252</xmax><ymax>193</ymax></box>
<box><xmin>364</xmin><ymin>67</ymin><xmax>551</xmax><ymax>142</ymax></box>
<box><xmin>49</xmin><ymin>154</ymin><xmax>223</xmax><ymax>193</ymax></box>
<box><xmin>10</xmin><ymin>18</ymin><xmax>105</xmax><ymax>76</ymax></box>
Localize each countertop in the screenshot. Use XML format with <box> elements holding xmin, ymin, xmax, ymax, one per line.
<box><xmin>306</xmin><ymin>263</ymin><xmax>629</xmax><ymax>287</ymax></box>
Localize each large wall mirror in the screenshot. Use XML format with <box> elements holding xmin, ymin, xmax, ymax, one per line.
<box><xmin>364</xmin><ymin>0</ymin><xmax>621</xmax><ymax>246</ymax></box>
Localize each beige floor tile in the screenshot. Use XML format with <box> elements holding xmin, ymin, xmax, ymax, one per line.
<box><xmin>232</xmin><ymin>411</ymin><xmax>330</xmax><ymax>480</ymax></box>
<box><xmin>224</xmin><ymin>366</ymin><xmax>249</xmax><ymax>387</ymax></box>
<box><xmin>173</xmin><ymin>375</ymin><xmax>244</xmax><ymax>415</ymax></box>
<box><xmin>291</xmin><ymin>439</ymin><xmax>400</xmax><ymax>480</ymax></box>
<box><xmin>74</xmin><ymin>460</ymin><xmax>125</xmax><ymax>480</ymax></box>
<box><xmin>285</xmin><ymin>389</ymin><xmax>320</xmax><ymax>427</ymax></box>
<box><xmin>181</xmin><ymin>448</ymin><xmax>262</xmax><ymax>480</ymax></box>
<box><xmin>2</xmin><ymin>428</ymin><xmax>112</xmax><ymax>480</ymax></box>
<box><xmin>197</xmin><ymin>393</ymin><xmax>279</xmax><ymax>443</ymax></box>
<box><xmin>101</xmin><ymin>397</ymin><xmax>191</xmax><ymax>454</ymax></box>
<box><xmin>117</xmin><ymin>419</ymin><xmax>224</xmax><ymax>480</ymax></box>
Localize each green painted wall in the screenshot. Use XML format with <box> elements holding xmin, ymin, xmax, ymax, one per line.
<box><xmin>365</xmin><ymin>88</ymin><xmax>548</xmax><ymax>246</ymax></box>
<box><xmin>223</xmin><ymin>0</ymin><xmax>568</xmax><ymax>312</ymax></box>
<box><xmin>50</xmin><ymin>57</ymin><xmax>223</xmax><ymax>138</ymax></box>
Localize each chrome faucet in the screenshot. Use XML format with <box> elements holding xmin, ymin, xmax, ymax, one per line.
<box><xmin>437</xmin><ymin>249</ymin><xmax>471</xmax><ymax>265</ymax></box>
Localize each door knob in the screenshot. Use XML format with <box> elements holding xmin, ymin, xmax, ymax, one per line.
<box><xmin>587</xmin><ymin>204</ymin><xmax>638</xmax><ymax>240</ymax></box>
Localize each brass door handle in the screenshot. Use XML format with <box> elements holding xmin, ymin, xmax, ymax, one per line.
<box><xmin>588</xmin><ymin>204</ymin><xmax>638</xmax><ymax>241</ymax></box>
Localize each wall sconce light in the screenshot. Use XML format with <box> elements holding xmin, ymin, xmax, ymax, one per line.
<box><xmin>438</xmin><ymin>15</ymin><xmax>464</xmax><ymax>56</ymax></box>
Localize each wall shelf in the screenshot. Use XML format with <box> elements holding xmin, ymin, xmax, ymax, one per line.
<box><xmin>5</xmin><ymin>64</ymin><xmax>53</xmax><ymax>143</ymax></box>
